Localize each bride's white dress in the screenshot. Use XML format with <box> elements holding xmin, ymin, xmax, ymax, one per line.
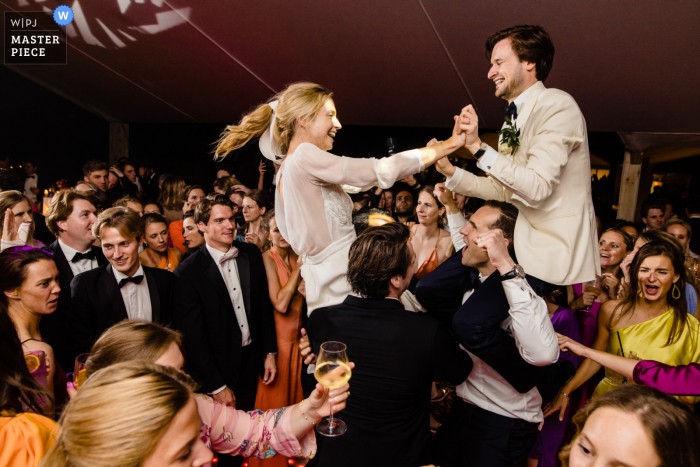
<box><xmin>275</xmin><ymin>142</ymin><xmax>423</xmax><ymax>313</ymax></box>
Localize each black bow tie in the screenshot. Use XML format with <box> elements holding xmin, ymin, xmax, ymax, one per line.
<box><xmin>118</xmin><ymin>275</ymin><xmax>144</xmax><ymax>288</ymax></box>
<box><xmin>503</xmin><ymin>102</ymin><xmax>518</xmax><ymax>121</ymax></box>
<box><xmin>469</xmin><ymin>268</ymin><xmax>482</xmax><ymax>290</ymax></box>
<box><xmin>71</xmin><ymin>251</ymin><xmax>96</xmax><ymax>263</ymax></box>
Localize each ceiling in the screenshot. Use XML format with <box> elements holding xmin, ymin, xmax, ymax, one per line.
<box><xmin>3</xmin><ymin>0</ymin><xmax>700</xmax><ymax>141</ymax></box>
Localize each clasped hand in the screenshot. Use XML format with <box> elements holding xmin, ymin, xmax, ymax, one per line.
<box><xmin>474</xmin><ymin>229</ymin><xmax>514</xmax><ymax>274</ymax></box>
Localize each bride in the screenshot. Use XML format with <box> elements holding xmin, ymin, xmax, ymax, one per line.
<box><xmin>215</xmin><ymin>82</ymin><xmax>469</xmax><ymax>313</ymax></box>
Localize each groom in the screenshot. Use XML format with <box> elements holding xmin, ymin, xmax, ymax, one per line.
<box><xmin>438</xmin><ymin>24</ymin><xmax>599</xmax><ymax>287</ymax></box>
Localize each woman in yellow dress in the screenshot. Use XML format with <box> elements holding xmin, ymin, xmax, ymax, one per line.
<box><xmin>545</xmin><ymin>240</ymin><xmax>700</xmax><ymax>420</ymax></box>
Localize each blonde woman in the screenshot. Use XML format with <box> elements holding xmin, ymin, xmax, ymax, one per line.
<box><xmin>63</xmin><ymin>321</ymin><xmax>351</xmax><ymax>463</ymax></box>
<box><xmin>214</xmin><ymin>82</ymin><xmax>470</xmax><ymax>313</ymax></box>
<box><xmin>0</xmin><ymin>191</ymin><xmax>42</xmax><ymax>251</ymax></box>
<box><xmin>157</xmin><ymin>175</ymin><xmax>186</xmax><ymax>226</ymax></box>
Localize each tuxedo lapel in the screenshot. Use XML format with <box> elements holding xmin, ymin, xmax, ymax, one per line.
<box><xmin>144</xmin><ymin>268</ymin><xmax>161</xmax><ymax>322</ymax></box>
<box><xmin>103</xmin><ymin>264</ymin><xmax>129</xmax><ymax>322</ymax></box>
<box><xmin>201</xmin><ymin>248</ymin><xmax>236</xmax><ymax>317</ymax></box>
<box><xmin>50</xmin><ymin>242</ymin><xmax>75</xmax><ymax>284</ymax></box>
<box><xmin>514</xmin><ymin>81</ymin><xmax>546</xmax><ymax>136</ymax></box>
<box><xmin>235</xmin><ymin>250</ymin><xmax>252</xmax><ymax>318</ymax></box>
<box><xmin>93</xmin><ymin>245</ymin><xmax>108</xmax><ymax>266</ymax></box>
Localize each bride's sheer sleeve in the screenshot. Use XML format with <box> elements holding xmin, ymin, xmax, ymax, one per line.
<box><xmin>297</xmin><ymin>143</ymin><xmax>423</xmax><ymax>190</ymax></box>
<box><xmin>196</xmin><ymin>394</ymin><xmax>316</xmax><ymax>459</ymax></box>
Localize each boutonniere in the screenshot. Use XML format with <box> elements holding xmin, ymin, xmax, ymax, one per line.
<box><xmin>498</xmin><ymin>116</ymin><xmax>520</xmax><ymax>156</ymax></box>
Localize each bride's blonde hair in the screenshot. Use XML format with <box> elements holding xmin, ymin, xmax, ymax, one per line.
<box><xmin>214</xmin><ymin>82</ymin><xmax>333</xmax><ymax>160</ymax></box>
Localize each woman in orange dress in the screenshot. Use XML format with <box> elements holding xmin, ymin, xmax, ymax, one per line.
<box><xmin>249</xmin><ymin>209</ymin><xmax>305</xmax><ymax>467</ymax></box>
<box><xmin>138</xmin><ymin>213</ymin><xmax>181</xmax><ymax>272</ymax></box>
<box><xmin>409</xmin><ymin>186</ymin><xmax>454</xmax><ymax>280</ymax></box>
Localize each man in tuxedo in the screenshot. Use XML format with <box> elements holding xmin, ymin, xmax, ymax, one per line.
<box><xmin>174</xmin><ymin>195</ymin><xmax>277</xmax><ymax>411</ymax></box>
<box><xmin>68</xmin><ymin>207</ymin><xmax>178</xmax><ymax>356</ymax></box>
<box><xmin>307</xmin><ymin>223</ymin><xmax>472</xmax><ymax>467</ymax></box>
<box><xmin>641</xmin><ymin>199</ymin><xmax>666</xmax><ymax>231</ymax></box>
<box><xmin>43</xmin><ymin>190</ymin><xmax>107</xmax><ymax>369</ymax></box>
<box><xmin>82</xmin><ymin>160</ymin><xmax>111</xmax><ymax>211</ymax></box>
<box><xmin>438</xmin><ymin>24</ymin><xmax>599</xmax><ymax>287</ymax></box>
<box><xmin>417</xmin><ymin>202</ymin><xmax>558</xmax><ymax>467</ymax></box>
<box><xmin>139</xmin><ymin>159</ymin><xmax>160</xmax><ymax>201</ymax></box>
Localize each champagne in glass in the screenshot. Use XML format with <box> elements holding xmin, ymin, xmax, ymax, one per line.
<box><xmin>314</xmin><ymin>341</ymin><xmax>351</xmax><ymax>437</ymax></box>
<box><xmin>74</xmin><ymin>353</ymin><xmax>89</xmax><ymax>389</ymax></box>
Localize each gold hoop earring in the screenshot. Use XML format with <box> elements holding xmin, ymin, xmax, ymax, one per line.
<box><xmin>672</xmin><ymin>283</ymin><xmax>681</xmax><ymax>300</ymax></box>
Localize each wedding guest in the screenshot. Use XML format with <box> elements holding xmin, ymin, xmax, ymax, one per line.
<box><xmin>528</xmin><ymin>288</ymin><xmax>582</xmax><ymax>467</ymax></box>
<box><xmin>558</xmin><ymin>333</ymin><xmax>700</xmax><ymax>396</ymax></box>
<box><xmin>68</xmin><ymin>207</ymin><xmax>179</xmax><ymax>356</ymax></box>
<box><xmin>436</xmin><ymin>25</ymin><xmax>599</xmax><ymax>288</ymax></box>
<box><xmin>105</xmin><ymin>169</ymin><xmax>125</xmax><ymax>203</ymax></box>
<box><xmin>181</xmin><ymin>211</ymin><xmax>205</xmax><ymax>260</ymax></box>
<box><xmin>1</xmin><ymin>246</ymin><xmax>68</xmax><ymax>416</ymax></box>
<box><xmin>81</xmin><ymin>160</ymin><xmax>110</xmax><ymax>208</ymax></box>
<box><xmin>143</xmin><ymin>200</ymin><xmax>163</xmax><ymax>215</ymax></box>
<box><xmin>686</xmin><ymin>196</ymin><xmax>700</xmax><ymax>254</ymax></box>
<box><xmin>409</xmin><ymin>186</ymin><xmax>453</xmax><ymax>279</ymax></box>
<box><xmin>545</xmin><ymin>241</ymin><xmax>700</xmax><ymax>421</ymax></box>
<box><xmin>225</xmin><ymin>186</ymin><xmax>246</xmax><ymax>237</ymax></box>
<box><xmin>113</xmin><ymin>195</ymin><xmax>144</xmax><ymax>216</ymax></box>
<box><xmin>79</xmin><ymin>321</ymin><xmax>349</xmax><ymax>462</ymax></box>
<box><xmin>213</xmin><ymin>82</ymin><xmax>466</xmax><ymax>313</ymax></box>
<box><xmin>0</xmin><ymin>191</ymin><xmax>43</xmax><ymax>248</ymax></box>
<box><xmin>249</xmin><ymin>210</ymin><xmax>305</xmax><ymax>467</ymax></box>
<box><xmin>43</xmin><ymin>190</ymin><xmax>106</xmax><ymax>370</ymax></box>
<box><xmin>641</xmin><ymin>199</ymin><xmax>666</xmax><ymax>231</ymax></box>
<box><xmin>558</xmin><ymin>386</ymin><xmax>700</xmax><ymax>467</ymax></box>
<box><xmin>139</xmin><ymin>213</ymin><xmax>182</xmax><ymax>271</ymax></box>
<box><xmin>74</xmin><ymin>180</ymin><xmax>97</xmax><ymax>193</ymax></box>
<box><xmin>307</xmin><ymin>222</ymin><xmax>472</xmax><ymax>467</ymax></box>
<box><xmin>663</xmin><ymin>218</ymin><xmax>699</xmax><ymax>291</ymax></box>
<box><xmin>174</xmin><ymin>195</ymin><xmax>277</xmax><ymax>415</ymax></box>
<box><xmin>22</xmin><ymin>160</ymin><xmax>41</xmax><ymax>208</ymax></box>
<box><xmin>158</xmin><ymin>175</ymin><xmax>186</xmax><ymax>226</ymax></box>
<box><xmin>216</xmin><ymin>164</ymin><xmax>235</xmax><ymax>179</ymax></box>
<box><xmin>241</xmin><ymin>189</ymin><xmax>271</xmax><ymax>251</ymax></box>
<box><xmin>427</xmin><ymin>202</ymin><xmax>559</xmax><ymax>467</ymax></box>
<box><xmin>393</xmin><ymin>189</ymin><xmax>417</xmax><ymax>225</ymax></box>
<box><xmin>615</xmin><ymin>220</ymin><xmax>640</xmax><ymax>242</ymax></box>
<box><xmin>111</xmin><ymin>160</ymin><xmax>141</xmax><ymax>198</ymax></box>
<box><xmin>0</xmin><ymin>310</ymin><xmax>57</xmax><ymax>467</ymax></box>
<box><xmin>139</xmin><ymin>159</ymin><xmax>160</xmax><ymax>201</ymax></box>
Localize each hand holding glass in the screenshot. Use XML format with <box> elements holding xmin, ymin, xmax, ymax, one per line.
<box><xmin>74</xmin><ymin>353</ymin><xmax>89</xmax><ymax>389</ymax></box>
<box><xmin>314</xmin><ymin>341</ymin><xmax>352</xmax><ymax>436</ymax></box>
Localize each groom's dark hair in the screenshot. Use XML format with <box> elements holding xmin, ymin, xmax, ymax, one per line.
<box><xmin>486</xmin><ymin>25</ymin><xmax>555</xmax><ymax>82</ymax></box>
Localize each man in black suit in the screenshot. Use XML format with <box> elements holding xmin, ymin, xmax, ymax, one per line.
<box><xmin>139</xmin><ymin>159</ymin><xmax>160</xmax><ymax>202</ymax></box>
<box><xmin>686</xmin><ymin>196</ymin><xmax>700</xmax><ymax>255</ymax></box>
<box><xmin>43</xmin><ymin>190</ymin><xmax>107</xmax><ymax>370</ymax></box>
<box><xmin>307</xmin><ymin>223</ymin><xmax>472</xmax><ymax>467</ymax></box>
<box><xmin>174</xmin><ymin>195</ymin><xmax>277</xmax><ymax>411</ymax></box>
<box><xmin>68</xmin><ymin>207</ymin><xmax>178</xmax><ymax>356</ymax></box>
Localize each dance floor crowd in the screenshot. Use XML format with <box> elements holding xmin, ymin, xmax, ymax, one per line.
<box><xmin>2</xmin><ymin>24</ymin><xmax>700</xmax><ymax>467</ymax></box>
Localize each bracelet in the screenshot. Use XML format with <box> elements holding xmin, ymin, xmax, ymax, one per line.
<box><xmin>560</xmin><ymin>390</ymin><xmax>569</xmax><ymax>398</ymax></box>
<box><xmin>300</xmin><ymin>399</ymin><xmax>317</xmax><ymax>425</ymax></box>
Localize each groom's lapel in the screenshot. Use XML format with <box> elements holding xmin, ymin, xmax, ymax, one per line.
<box><xmin>515</xmin><ymin>81</ymin><xmax>546</xmax><ymax>134</ymax></box>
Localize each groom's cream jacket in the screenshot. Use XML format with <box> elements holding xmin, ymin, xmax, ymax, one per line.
<box><xmin>446</xmin><ymin>81</ymin><xmax>600</xmax><ymax>285</ymax></box>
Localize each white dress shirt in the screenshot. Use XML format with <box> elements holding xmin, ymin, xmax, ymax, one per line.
<box><xmin>206</xmin><ymin>243</ymin><xmax>251</xmax><ymax>346</ymax></box>
<box><xmin>112</xmin><ymin>264</ymin><xmax>152</xmax><ymax>322</ymax></box>
<box><xmin>456</xmin><ymin>273</ymin><xmax>559</xmax><ymax>423</ymax></box>
<box><xmin>474</xmin><ymin>84</ymin><xmax>538</xmax><ymax>174</ymax></box>
<box><xmin>58</xmin><ymin>238</ymin><xmax>99</xmax><ymax>276</ymax></box>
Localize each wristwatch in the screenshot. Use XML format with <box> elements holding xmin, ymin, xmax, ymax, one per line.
<box><xmin>501</xmin><ymin>264</ymin><xmax>525</xmax><ymax>281</ymax></box>
<box><xmin>472</xmin><ymin>142</ymin><xmax>490</xmax><ymax>160</ymax></box>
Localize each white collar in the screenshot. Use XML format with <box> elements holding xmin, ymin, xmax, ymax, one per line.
<box><xmin>206</xmin><ymin>242</ymin><xmax>235</xmax><ymax>262</ymax></box>
<box><xmin>112</xmin><ymin>263</ymin><xmax>145</xmax><ymax>282</ymax></box>
<box><xmin>58</xmin><ymin>238</ymin><xmax>92</xmax><ymax>259</ymax></box>
<box><xmin>512</xmin><ymin>81</ymin><xmax>541</xmax><ymax>116</ymax></box>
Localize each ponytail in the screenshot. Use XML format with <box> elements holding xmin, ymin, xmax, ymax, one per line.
<box><xmin>214</xmin><ymin>103</ymin><xmax>274</xmax><ymax>161</ymax></box>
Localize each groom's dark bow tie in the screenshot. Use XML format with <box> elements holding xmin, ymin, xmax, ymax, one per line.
<box><xmin>119</xmin><ymin>275</ymin><xmax>144</xmax><ymax>288</ymax></box>
<box><xmin>71</xmin><ymin>251</ymin><xmax>95</xmax><ymax>263</ymax></box>
<box><xmin>503</xmin><ymin>102</ymin><xmax>518</xmax><ymax>121</ymax></box>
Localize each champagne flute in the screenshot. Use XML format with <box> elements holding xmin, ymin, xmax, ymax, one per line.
<box><xmin>314</xmin><ymin>341</ymin><xmax>352</xmax><ymax>437</ymax></box>
<box><xmin>74</xmin><ymin>353</ymin><xmax>89</xmax><ymax>389</ymax></box>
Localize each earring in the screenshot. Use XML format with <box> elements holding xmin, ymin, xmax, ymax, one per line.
<box><xmin>672</xmin><ymin>283</ymin><xmax>681</xmax><ymax>300</ymax></box>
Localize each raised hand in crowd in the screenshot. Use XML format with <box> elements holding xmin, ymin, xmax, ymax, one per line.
<box><xmin>109</xmin><ymin>165</ymin><xmax>124</xmax><ymax>178</ymax></box>
<box><xmin>569</xmin><ymin>289</ymin><xmax>599</xmax><ymax>312</ymax></box>
<box><xmin>433</xmin><ymin>183</ymin><xmax>460</xmax><ymax>215</ymax></box>
<box><xmin>231</xmin><ymin>184</ymin><xmax>251</xmax><ymax>194</ymax></box>
<box><xmin>299</xmin><ymin>328</ymin><xmax>316</xmax><ymax>365</ymax></box>
<box><xmin>474</xmin><ymin>228</ymin><xmax>515</xmax><ymax>274</ymax></box>
<box><xmin>600</xmin><ymin>272</ymin><xmax>620</xmax><ymax>299</ymax></box>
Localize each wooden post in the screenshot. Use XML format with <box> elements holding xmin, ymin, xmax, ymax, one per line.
<box><xmin>616</xmin><ymin>150</ymin><xmax>642</xmax><ymax>221</ymax></box>
<box><xmin>109</xmin><ymin>122</ymin><xmax>129</xmax><ymax>167</ymax></box>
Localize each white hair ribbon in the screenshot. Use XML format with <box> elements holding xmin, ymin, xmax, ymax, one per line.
<box><xmin>259</xmin><ymin>100</ymin><xmax>284</xmax><ymax>162</ymax></box>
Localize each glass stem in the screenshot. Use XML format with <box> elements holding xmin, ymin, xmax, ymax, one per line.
<box><xmin>328</xmin><ymin>390</ymin><xmax>334</xmax><ymax>432</ymax></box>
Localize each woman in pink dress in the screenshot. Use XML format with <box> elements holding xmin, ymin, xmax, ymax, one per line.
<box><xmin>214</xmin><ymin>82</ymin><xmax>470</xmax><ymax>313</ymax></box>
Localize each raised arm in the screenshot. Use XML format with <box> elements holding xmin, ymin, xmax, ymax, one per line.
<box><xmin>433</xmin><ymin>183</ymin><xmax>467</xmax><ymax>250</ymax></box>
<box><xmin>262</xmin><ymin>252</ymin><xmax>302</xmax><ymax>314</ymax></box>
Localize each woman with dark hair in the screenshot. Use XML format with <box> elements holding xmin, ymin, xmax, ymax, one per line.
<box><xmin>139</xmin><ymin>213</ymin><xmax>182</xmax><ymax>271</ymax></box>
<box><xmin>409</xmin><ymin>185</ymin><xmax>453</xmax><ymax>280</ymax></box>
<box><xmin>142</xmin><ymin>200</ymin><xmax>163</xmax><ymax>215</ymax></box>
<box><xmin>181</xmin><ymin>211</ymin><xmax>205</xmax><ymax>260</ymax></box>
<box><xmin>241</xmin><ymin>189</ymin><xmax>272</xmax><ymax>251</ymax></box>
<box><xmin>0</xmin><ymin>246</ymin><xmax>69</xmax><ymax>417</ymax></box>
<box><xmin>157</xmin><ymin>175</ymin><xmax>186</xmax><ymax>226</ymax></box>
<box><xmin>0</xmin><ymin>309</ymin><xmax>57</xmax><ymax>467</ymax></box>
<box><xmin>545</xmin><ymin>241</ymin><xmax>700</xmax><ymax>420</ymax></box>
<box><xmin>559</xmin><ymin>385</ymin><xmax>700</xmax><ymax>467</ymax></box>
